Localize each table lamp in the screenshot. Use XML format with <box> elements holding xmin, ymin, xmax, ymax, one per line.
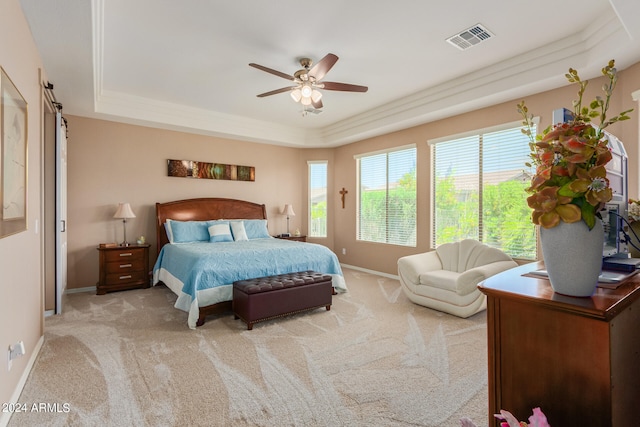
<box><xmin>114</xmin><ymin>202</ymin><xmax>136</xmax><ymax>246</ymax></box>
<box><xmin>282</xmin><ymin>204</ymin><xmax>295</xmax><ymax>236</ymax></box>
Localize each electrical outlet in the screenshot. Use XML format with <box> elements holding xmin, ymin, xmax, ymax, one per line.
<box><xmin>342</xmin><ymin>248</ymin><xmax>346</xmax><ymax>255</ymax></box>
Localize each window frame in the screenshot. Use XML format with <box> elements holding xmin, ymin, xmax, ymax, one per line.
<box><xmin>355</xmin><ymin>144</ymin><xmax>417</xmax><ymax>247</ymax></box>
<box><xmin>308</xmin><ymin>160</ymin><xmax>328</xmax><ymax>238</ymax></box>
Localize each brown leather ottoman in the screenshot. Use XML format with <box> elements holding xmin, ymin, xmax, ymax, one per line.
<box><xmin>233</xmin><ymin>271</ymin><xmax>332</xmax><ymax>330</ymax></box>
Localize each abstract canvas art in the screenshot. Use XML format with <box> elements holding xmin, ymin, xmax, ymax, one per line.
<box><xmin>168</xmin><ymin>159</ymin><xmax>255</xmax><ymax>182</ymax></box>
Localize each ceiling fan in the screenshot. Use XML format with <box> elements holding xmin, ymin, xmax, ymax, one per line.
<box><xmin>249</xmin><ymin>53</ymin><xmax>368</xmax><ymax>110</ymax></box>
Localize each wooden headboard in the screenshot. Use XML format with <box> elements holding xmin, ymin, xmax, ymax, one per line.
<box><xmin>155</xmin><ymin>197</ymin><xmax>268</xmax><ymax>255</ymax></box>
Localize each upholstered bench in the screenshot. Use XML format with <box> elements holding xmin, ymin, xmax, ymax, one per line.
<box><xmin>233</xmin><ymin>271</ymin><xmax>333</xmax><ymax>330</ymax></box>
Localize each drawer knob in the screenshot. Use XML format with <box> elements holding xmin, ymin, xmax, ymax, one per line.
<box><xmin>119</xmin><ymin>253</ymin><xmax>133</xmax><ymax>257</ymax></box>
<box><xmin>119</xmin><ymin>275</ymin><xmax>132</xmax><ymax>280</ymax></box>
<box><xmin>119</xmin><ymin>264</ymin><xmax>132</xmax><ymax>268</ymax></box>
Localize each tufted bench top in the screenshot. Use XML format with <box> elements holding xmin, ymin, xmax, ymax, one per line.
<box><xmin>233</xmin><ymin>271</ymin><xmax>332</xmax><ymax>295</ymax></box>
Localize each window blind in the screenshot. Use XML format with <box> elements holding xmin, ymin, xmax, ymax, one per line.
<box><xmin>357</xmin><ymin>145</ymin><xmax>416</xmax><ymax>246</ymax></box>
<box><xmin>308</xmin><ymin>161</ymin><xmax>327</xmax><ymax>238</ymax></box>
<box><xmin>432</xmin><ymin>123</ymin><xmax>536</xmax><ymax>259</ymax></box>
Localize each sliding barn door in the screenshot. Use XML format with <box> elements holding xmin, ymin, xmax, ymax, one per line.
<box><xmin>55</xmin><ymin>112</ymin><xmax>67</xmax><ymax>314</ymax></box>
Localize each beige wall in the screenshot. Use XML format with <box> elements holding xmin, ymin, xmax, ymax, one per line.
<box><xmin>0</xmin><ymin>0</ymin><xmax>45</xmax><ymax>413</ymax></box>
<box><xmin>66</xmin><ymin>116</ymin><xmax>320</xmax><ymax>289</ymax></box>
<box><xmin>66</xmin><ymin>63</ymin><xmax>640</xmax><ymax>286</ymax></box>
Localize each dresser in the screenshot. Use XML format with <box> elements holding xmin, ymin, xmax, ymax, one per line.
<box><xmin>478</xmin><ymin>262</ymin><xmax>640</xmax><ymax>427</ymax></box>
<box><xmin>97</xmin><ymin>244</ymin><xmax>150</xmax><ymax>295</ymax></box>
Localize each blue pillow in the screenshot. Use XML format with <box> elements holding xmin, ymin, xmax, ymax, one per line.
<box><xmin>243</xmin><ymin>219</ymin><xmax>271</xmax><ymax>239</ymax></box>
<box><xmin>208</xmin><ymin>222</ymin><xmax>233</xmax><ymax>242</ymax></box>
<box><xmin>165</xmin><ymin>220</ymin><xmax>210</xmax><ymax>243</ymax></box>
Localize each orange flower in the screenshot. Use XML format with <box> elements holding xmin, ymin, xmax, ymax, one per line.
<box><xmin>527</xmin><ymin>187</ymin><xmax>581</xmax><ymax>228</ymax></box>
<box><xmin>517</xmin><ymin>60</ymin><xmax>633</xmax><ymax>230</ymax></box>
<box><xmin>568</xmin><ymin>166</ymin><xmax>612</xmax><ymax>206</ymax></box>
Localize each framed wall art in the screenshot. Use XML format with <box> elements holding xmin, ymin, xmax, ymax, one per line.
<box><xmin>0</xmin><ymin>67</ymin><xmax>28</xmax><ymax>239</ymax></box>
<box><xmin>168</xmin><ymin>159</ymin><xmax>255</xmax><ymax>182</ymax></box>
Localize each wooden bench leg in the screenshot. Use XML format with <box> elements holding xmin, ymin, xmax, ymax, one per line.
<box><xmin>326</xmin><ymin>305</ymin><xmax>331</xmax><ymax>311</ymax></box>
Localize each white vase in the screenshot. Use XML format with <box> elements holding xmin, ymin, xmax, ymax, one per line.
<box><xmin>539</xmin><ymin>218</ymin><xmax>603</xmax><ymax>297</ymax></box>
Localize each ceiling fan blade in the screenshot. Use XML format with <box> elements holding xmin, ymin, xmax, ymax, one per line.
<box><xmin>249</xmin><ymin>63</ymin><xmax>295</xmax><ymax>81</ymax></box>
<box><xmin>321</xmin><ymin>82</ymin><xmax>368</xmax><ymax>93</ymax></box>
<box><xmin>312</xmin><ymin>98</ymin><xmax>323</xmax><ymax>109</ymax></box>
<box><xmin>308</xmin><ymin>53</ymin><xmax>338</xmax><ymax>81</ymax></box>
<box><xmin>257</xmin><ymin>87</ymin><xmax>296</xmax><ymax>97</ymax></box>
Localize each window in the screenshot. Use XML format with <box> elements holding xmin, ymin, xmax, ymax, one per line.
<box><xmin>356</xmin><ymin>145</ymin><xmax>417</xmax><ymax>246</ymax></box>
<box><xmin>431</xmin><ymin>121</ymin><xmax>537</xmax><ymax>259</ymax></box>
<box><xmin>308</xmin><ymin>161</ymin><xmax>327</xmax><ymax>238</ymax></box>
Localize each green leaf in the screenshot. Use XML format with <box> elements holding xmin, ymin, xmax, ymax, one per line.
<box><xmin>558</xmin><ymin>183</ymin><xmax>580</xmax><ymax>198</ymax></box>
<box><xmin>581</xmin><ymin>203</ymin><xmax>596</xmax><ymax>230</ymax></box>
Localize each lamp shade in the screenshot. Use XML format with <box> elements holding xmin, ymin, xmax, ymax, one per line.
<box><xmin>290</xmin><ymin>89</ymin><xmax>302</xmax><ymax>103</ymax></box>
<box><xmin>283</xmin><ymin>204</ymin><xmax>295</xmax><ymax>217</ymax></box>
<box><xmin>113</xmin><ymin>202</ymin><xmax>136</xmax><ymax>219</ymax></box>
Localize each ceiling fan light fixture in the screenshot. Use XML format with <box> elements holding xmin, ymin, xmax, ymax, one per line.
<box><xmin>290</xmin><ymin>89</ymin><xmax>302</xmax><ymax>102</ymax></box>
<box><xmin>250</xmin><ymin>53</ymin><xmax>368</xmax><ymax>113</ymax></box>
<box><xmin>300</xmin><ymin>84</ymin><xmax>313</xmax><ymax>98</ymax></box>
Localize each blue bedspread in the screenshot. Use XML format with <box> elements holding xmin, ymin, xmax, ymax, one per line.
<box><xmin>153</xmin><ymin>238</ymin><xmax>346</xmax><ymax>328</ymax></box>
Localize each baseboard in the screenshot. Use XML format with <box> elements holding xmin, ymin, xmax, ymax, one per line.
<box><xmin>340</xmin><ymin>263</ymin><xmax>400</xmax><ymax>281</ymax></box>
<box><xmin>0</xmin><ymin>335</ymin><xmax>45</xmax><ymax>427</ymax></box>
<box><xmin>65</xmin><ymin>286</ymin><xmax>96</xmax><ymax>294</ymax></box>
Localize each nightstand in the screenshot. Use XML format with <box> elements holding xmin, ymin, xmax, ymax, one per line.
<box><xmin>97</xmin><ymin>244</ymin><xmax>150</xmax><ymax>295</ymax></box>
<box><xmin>275</xmin><ymin>235</ymin><xmax>307</xmax><ymax>242</ymax></box>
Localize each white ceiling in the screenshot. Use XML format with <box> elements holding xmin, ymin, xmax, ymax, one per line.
<box><xmin>19</xmin><ymin>0</ymin><xmax>640</xmax><ymax>147</ymax></box>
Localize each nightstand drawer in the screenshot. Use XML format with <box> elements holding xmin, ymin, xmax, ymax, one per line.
<box><xmin>103</xmin><ymin>257</ymin><xmax>145</xmax><ymax>274</ymax></box>
<box><xmin>103</xmin><ymin>248</ymin><xmax>145</xmax><ymax>263</ymax></box>
<box><xmin>104</xmin><ymin>270</ymin><xmax>148</xmax><ymax>286</ymax></box>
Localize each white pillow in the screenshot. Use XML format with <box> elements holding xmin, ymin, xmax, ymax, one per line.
<box><xmin>208</xmin><ymin>223</ymin><xmax>233</xmax><ymax>243</ymax></box>
<box><xmin>230</xmin><ymin>221</ymin><xmax>248</xmax><ymax>241</ymax></box>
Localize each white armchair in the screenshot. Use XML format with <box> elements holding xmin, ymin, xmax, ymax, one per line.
<box><xmin>397</xmin><ymin>239</ymin><xmax>517</xmax><ymax>318</ymax></box>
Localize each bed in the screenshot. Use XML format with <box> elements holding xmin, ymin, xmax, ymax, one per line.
<box><xmin>152</xmin><ymin>197</ymin><xmax>347</xmax><ymax>328</ymax></box>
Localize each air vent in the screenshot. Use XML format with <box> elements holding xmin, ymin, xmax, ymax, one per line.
<box><xmin>446</xmin><ymin>24</ymin><xmax>494</xmax><ymax>51</ymax></box>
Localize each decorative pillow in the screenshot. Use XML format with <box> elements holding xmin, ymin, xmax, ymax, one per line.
<box><xmin>208</xmin><ymin>222</ymin><xmax>233</xmax><ymax>243</ymax></box>
<box><xmin>165</xmin><ymin>220</ymin><xmax>210</xmax><ymax>243</ymax></box>
<box><xmin>230</xmin><ymin>221</ymin><xmax>249</xmax><ymax>241</ymax></box>
<box><xmin>243</xmin><ymin>219</ymin><xmax>271</xmax><ymax>239</ymax></box>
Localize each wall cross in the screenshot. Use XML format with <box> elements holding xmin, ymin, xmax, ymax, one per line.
<box><xmin>339</xmin><ymin>187</ymin><xmax>348</xmax><ymax>209</ymax></box>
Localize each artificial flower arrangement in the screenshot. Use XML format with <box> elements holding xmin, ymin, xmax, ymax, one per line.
<box><xmin>628</xmin><ymin>199</ymin><xmax>640</xmax><ymax>222</ymax></box>
<box><xmin>517</xmin><ymin>60</ymin><xmax>633</xmax><ymax>230</ymax></box>
<box><xmin>461</xmin><ymin>407</ymin><xmax>550</xmax><ymax>427</ymax></box>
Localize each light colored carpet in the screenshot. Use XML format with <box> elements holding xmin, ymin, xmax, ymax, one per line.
<box><xmin>10</xmin><ymin>268</ymin><xmax>488</xmax><ymax>427</ymax></box>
